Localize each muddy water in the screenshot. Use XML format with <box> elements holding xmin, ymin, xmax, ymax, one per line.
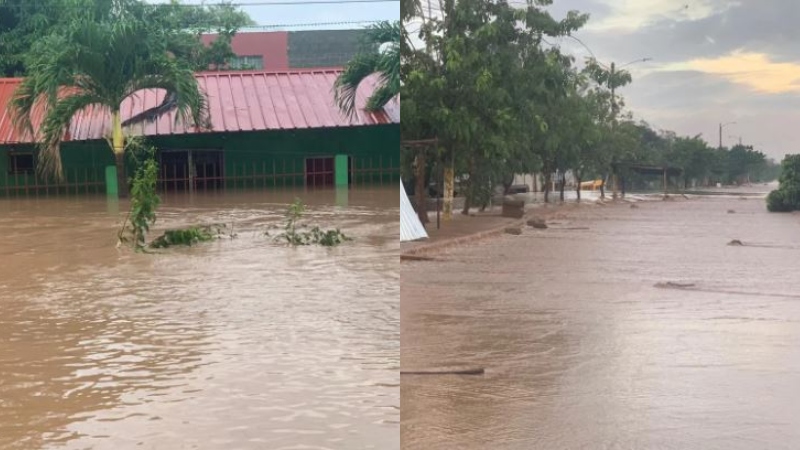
<box><xmin>402</xmin><ymin>188</ymin><xmax>800</xmax><ymax>449</ymax></box>
<box><xmin>0</xmin><ymin>188</ymin><xmax>399</xmax><ymax>450</ymax></box>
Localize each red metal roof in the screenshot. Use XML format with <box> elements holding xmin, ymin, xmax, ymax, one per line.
<box><xmin>0</xmin><ymin>69</ymin><xmax>398</xmax><ymax>145</ymax></box>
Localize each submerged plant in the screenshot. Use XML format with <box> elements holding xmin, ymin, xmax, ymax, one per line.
<box><xmin>275</xmin><ymin>198</ymin><xmax>352</xmax><ymax>247</ymax></box>
<box><xmin>118</xmin><ymin>141</ymin><xmax>160</xmax><ymax>252</ymax></box>
<box><xmin>150</xmin><ymin>225</ymin><xmax>222</xmax><ymax>248</ymax></box>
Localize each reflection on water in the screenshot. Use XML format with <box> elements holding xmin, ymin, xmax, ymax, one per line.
<box><xmin>402</xmin><ymin>190</ymin><xmax>800</xmax><ymax>449</ymax></box>
<box><xmin>0</xmin><ymin>188</ymin><xmax>399</xmax><ymax>450</ymax></box>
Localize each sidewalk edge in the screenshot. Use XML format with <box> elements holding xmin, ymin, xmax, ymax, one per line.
<box><xmin>401</xmin><ymin>218</ymin><xmax>524</xmax><ymax>258</ymax></box>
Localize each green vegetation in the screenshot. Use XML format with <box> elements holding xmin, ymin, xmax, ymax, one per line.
<box><xmin>6</xmin><ymin>0</ymin><xmax>251</xmax><ymax>197</ymax></box>
<box><xmin>334</xmin><ymin>20</ymin><xmax>400</xmax><ymax>117</ymax></box>
<box><xmin>767</xmin><ymin>155</ymin><xmax>800</xmax><ymax>212</ymax></box>
<box><xmin>274</xmin><ymin>198</ymin><xmax>351</xmax><ymax>247</ymax></box>
<box><xmin>401</xmin><ymin>0</ymin><xmax>777</xmax><ymax>210</ymax></box>
<box><xmin>0</xmin><ymin>0</ymin><xmax>252</xmax><ymax>77</ymax></box>
<box><xmin>118</xmin><ymin>141</ymin><xmax>160</xmax><ymax>252</ymax></box>
<box><xmin>150</xmin><ymin>225</ymin><xmax>225</xmax><ymax>248</ymax></box>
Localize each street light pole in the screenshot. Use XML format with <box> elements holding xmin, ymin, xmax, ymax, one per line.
<box><xmin>609</xmin><ymin>57</ymin><xmax>651</xmax><ymax>200</ymax></box>
<box><xmin>719</xmin><ymin>121</ymin><xmax>736</xmax><ymax>150</ymax></box>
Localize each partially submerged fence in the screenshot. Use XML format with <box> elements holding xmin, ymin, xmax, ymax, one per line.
<box><xmin>1</xmin><ymin>167</ymin><xmax>106</xmax><ymax>198</ymax></box>
<box><xmin>0</xmin><ymin>156</ymin><xmax>400</xmax><ymax>197</ymax></box>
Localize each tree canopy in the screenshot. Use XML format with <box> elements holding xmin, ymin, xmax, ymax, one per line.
<box><xmin>0</xmin><ymin>0</ymin><xmax>252</xmax><ymax>77</ymax></box>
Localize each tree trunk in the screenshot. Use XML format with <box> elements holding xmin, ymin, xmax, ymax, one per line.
<box><xmin>414</xmin><ymin>151</ymin><xmax>429</xmax><ymax>225</ymax></box>
<box><xmin>576</xmin><ymin>174</ymin><xmax>582</xmax><ymax>202</ymax></box>
<box><xmin>599</xmin><ymin>173</ymin><xmax>606</xmax><ymax>199</ymax></box>
<box><xmin>532</xmin><ymin>172</ymin><xmax>538</xmax><ymax>192</ymax></box>
<box><xmin>443</xmin><ymin>157</ymin><xmax>454</xmax><ymax>221</ymax></box>
<box><xmin>115</xmin><ymin>152</ymin><xmax>127</xmax><ymax>198</ymax></box>
<box><xmin>111</xmin><ymin>111</ymin><xmax>129</xmax><ymax>198</ymax></box>
<box><xmin>544</xmin><ymin>172</ymin><xmax>551</xmax><ymax>203</ymax></box>
<box><xmin>461</xmin><ymin>157</ymin><xmax>475</xmax><ymax>215</ymax></box>
<box><xmin>559</xmin><ymin>175</ymin><xmax>565</xmax><ymax>202</ymax></box>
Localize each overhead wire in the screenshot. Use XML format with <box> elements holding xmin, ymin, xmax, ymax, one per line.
<box><xmin>0</xmin><ymin>0</ymin><xmax>399</xmax><ymax>8</ymax></box>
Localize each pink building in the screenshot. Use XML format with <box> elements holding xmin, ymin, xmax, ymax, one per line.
<box><xmin>202</xmin><ymin>29</ymin><xmax>367</xmax><ymax>71</ymax></box>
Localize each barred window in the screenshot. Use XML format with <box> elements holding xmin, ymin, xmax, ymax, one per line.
<box><xmin>8</xmin><ymin>152</ymin><xmax>34</xmax><ymax>175</ymax></box>
<box><xmin>229</xmin><ymin>55</ymin><xmax>264</xmax><ymax>70</ymax></box>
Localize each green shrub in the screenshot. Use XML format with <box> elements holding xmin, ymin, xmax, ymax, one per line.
<box><xmin>118</xmin><ymin>142</ymin><xmax>160</xmax><ymax>251</ymax></box>
<box><xmin>150</xmin><ymin>226</ymin><xmax>217</xmax><ymax>248</ymax></box>
<box><xmin>767</xmin><ymin>190</ymin><xmax>790</xmax><ymax>212</ymax></box>
<box><xmin>766</xmin><ymin>155</ymin><xmax>800</xmax><ymax>212</ymax></box>
<box><xmin>274</xmin><ymin>198</ymin><xmax>352</xmax><ymax>247</ymax></box>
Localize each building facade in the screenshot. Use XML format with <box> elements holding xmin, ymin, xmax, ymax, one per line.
<box><xmin>0</xmin><ymin>70</ymin><xmax>399</xmax><ymax>197</ymax></box>
<box><xmin>200</xmin><ymin>29</ymin><xmax>367</xmax><ymax>71</ymax></box>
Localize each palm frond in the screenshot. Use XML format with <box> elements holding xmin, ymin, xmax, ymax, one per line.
<box><xmin>366</xmin><ymin>83</ymin><xmax>397</xmax><ymax>112</ymax></box>
<box><xmin>37</xmin><ymin>92</ymin><xmax>104</xmax><ymax>180</ymax></box>
<box><xmin>334</xmin><ymin>52</ymin><xmax>381</xmax><ymax>118</ymax></box>
<box><xmin>122</xmin><ymin>61</ymin><xmax>209</xmax><ymax>130</ymax></box>
<box><xmin>363</xmin><ymin>21</ymin><xmax>401</xmax><ymax>48</ymax></box>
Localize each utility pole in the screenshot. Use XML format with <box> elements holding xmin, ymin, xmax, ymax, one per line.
<box><xmin>610</xmin><ymin>62</ymin><xmax>619</xmax><ymax>200</ymax></box>
<box><xmin>719</xmin><ymin>121</ymin><xmax>736</xmax><ymax>150</ymax></box>
<box><xmin>608</xmin><ymin>59</ymin><xmax>651</xmax><ymax>199</ymax></box>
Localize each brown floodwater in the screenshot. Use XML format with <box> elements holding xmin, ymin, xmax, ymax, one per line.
<box><xmin>0</xmin><ymin>187</ymin><xmax>399</xmax><ymax>450</ymax></box>
<box><xmin>402</xmin><ymin>187</ymin><xmax>800</xmax><ymax>449</ymax></box>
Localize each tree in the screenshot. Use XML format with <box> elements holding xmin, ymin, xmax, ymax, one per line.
<box><xmin>583</xmin><ymin>57</ymin><xmax>633</xmax><ymax>197</ymax></box>
<box><xmin>0</xmin><ymin>0</ymin><xmax>251</xmax><ymax>77</ymax></box>
<box><xmin>727</xmin><ymin>144</ymin><xmax>766</xmax><ymax>184</ymax></box>
<box><xmin>334</xmin><ymin>21</ymin><xmax>400</xmax><ymax>117</ymax></box>
<box><xmin>0</xmin><ymin>0</ymin><xmax>65</xmax><ymax>76</ymax></box>
<box><xmin>767</xmin><ymin>155</ymin><xmax>800</xmax><ymax>212</ymax></box>
<box><xmin>10</xmin><ymin>11</ymin><xmax>209</xmax><ymax>197</ymax></box>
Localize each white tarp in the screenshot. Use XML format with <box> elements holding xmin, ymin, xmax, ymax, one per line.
<box><xmin>400</xmin><ymin>180</ymin><xmax>428</xmax><ymax>242</ymax></box>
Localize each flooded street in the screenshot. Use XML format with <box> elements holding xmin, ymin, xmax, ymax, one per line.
<box><xmin>402</xmin><ymin>189</ymin><xmax>800</xmax><ymax>449</ymax></box>
<box><xmin>0</xmin><ymin>188</ymin><xmax>399</xmax><ymax>450</ymax></box>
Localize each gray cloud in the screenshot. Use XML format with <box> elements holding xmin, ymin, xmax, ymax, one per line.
<box><xmin>546</xmin><ymin>0</ymin><xmax>613</xmax><ymax>24</ymax></box>
<box><xmin>551</xmin><ymin>0</ymin><xmax>800</xmax><ymax>158</ymax></box>
<box><xmin>616</xmin><ymin>69</ymin><xmax>800</xmax><ymax>158</ymax></box>
<box><xmin>574</xmin><ymin>0</ymin><xmax>800</xmax><ymax>64</ymax></box>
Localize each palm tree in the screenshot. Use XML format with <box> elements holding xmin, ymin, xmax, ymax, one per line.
<box><xmin>334</xmin><ymin>21</ymin><xmax>400</xmax><ymax>118</ymax></box>
<box><xmin>9</xmin><ymin>17</ymin><xmax>208</xmax><ymax>197</ymax></box>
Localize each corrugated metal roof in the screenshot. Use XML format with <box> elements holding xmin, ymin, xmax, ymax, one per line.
<box><xmin>0</xmin><ymin>69</ymin><xmax>398</xmax><ymax>145</ymax></box>
<box><xmin>400</xmin><ymin>179</ymin><xmax>428</xmax><ymax>242</ymax></box>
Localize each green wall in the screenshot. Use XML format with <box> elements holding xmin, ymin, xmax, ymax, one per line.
<box><xmin>0</xmin><ymin>124</ymin><xmax>400</xmax><ymax>195</ymax></box>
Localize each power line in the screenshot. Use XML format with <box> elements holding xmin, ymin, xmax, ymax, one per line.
<box><xmin>161</xmin><ymin>0</ymin><xmax>399</xmax><ymax>6</ymax></box>
<box><xmin>0</xmin><ymin>0</ymin><xmax>399</xmax><ymax>8</ymax></box>
<box><xmin>242</xmin><ymin>20</ymin><xmax>383</xmax><ymax>29</ymax></box>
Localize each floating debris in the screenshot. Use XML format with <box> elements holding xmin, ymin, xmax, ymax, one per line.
<box><xmin>728</xmin><ymin>239</ymin><xmax>744</xmax><ymax>246</ymax></box>
<box><xmin>655</xmin><ymin>281</ymin><xmax>696</xmax><ymax>289</ymax></box>
<box><xmin>526</xmin><ymin>218</ymin><xmax>548</xmax><ymax>229</ymax></box>
<box><xmin>401</xmin><ymin>367</ymin><xmax>485</xmax><ymax>376</ymax></box>
<box><xmin>401</xmin><ymin>255</ymin><xmax>437</xmax><ymax>262</ymax></box>
<box><xmin>504</xmin><ymin>227</ymin><xmax>523</xmax><ymax>235</ymax></box>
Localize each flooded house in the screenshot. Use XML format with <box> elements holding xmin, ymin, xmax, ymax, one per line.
<box><xmin>0</xmin><ymin>69</ymin><xmax>400</xmax><ymax>197</ymax></box>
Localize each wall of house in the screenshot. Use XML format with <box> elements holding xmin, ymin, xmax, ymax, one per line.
<box><xmin>0</xmin><ymin>124</ymin><xmax>399</xmax><ymax>195</ymax></box>
<box><xmin>201</xmin><ymin>32</ymin><xmax>290</xmax><ymax>71</ymax></box>
<box><xmin>0</xmin><ymin>142</ymin><xmax>112</xmax><ymax>196</ymax></box>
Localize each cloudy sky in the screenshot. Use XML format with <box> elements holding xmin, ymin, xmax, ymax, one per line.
<box><xmin>166</xmin><ymin>0</ymin><xmax>398</xmax><ymax>31</ymax></box>
<box><xmin>544</xmin><ymin>0</ymin><xmax>798</xmax><ymax>160</ymax></box>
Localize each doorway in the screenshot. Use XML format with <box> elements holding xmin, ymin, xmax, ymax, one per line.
<box><xmin>158</xmin><ymin>149</ymin><xmax>224</xmax><ymax>192</ymax></box>
<box><xmin>305</xmin><ymin>156</ymin><xmax>334</xmax><ymax>188</ymax></box>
